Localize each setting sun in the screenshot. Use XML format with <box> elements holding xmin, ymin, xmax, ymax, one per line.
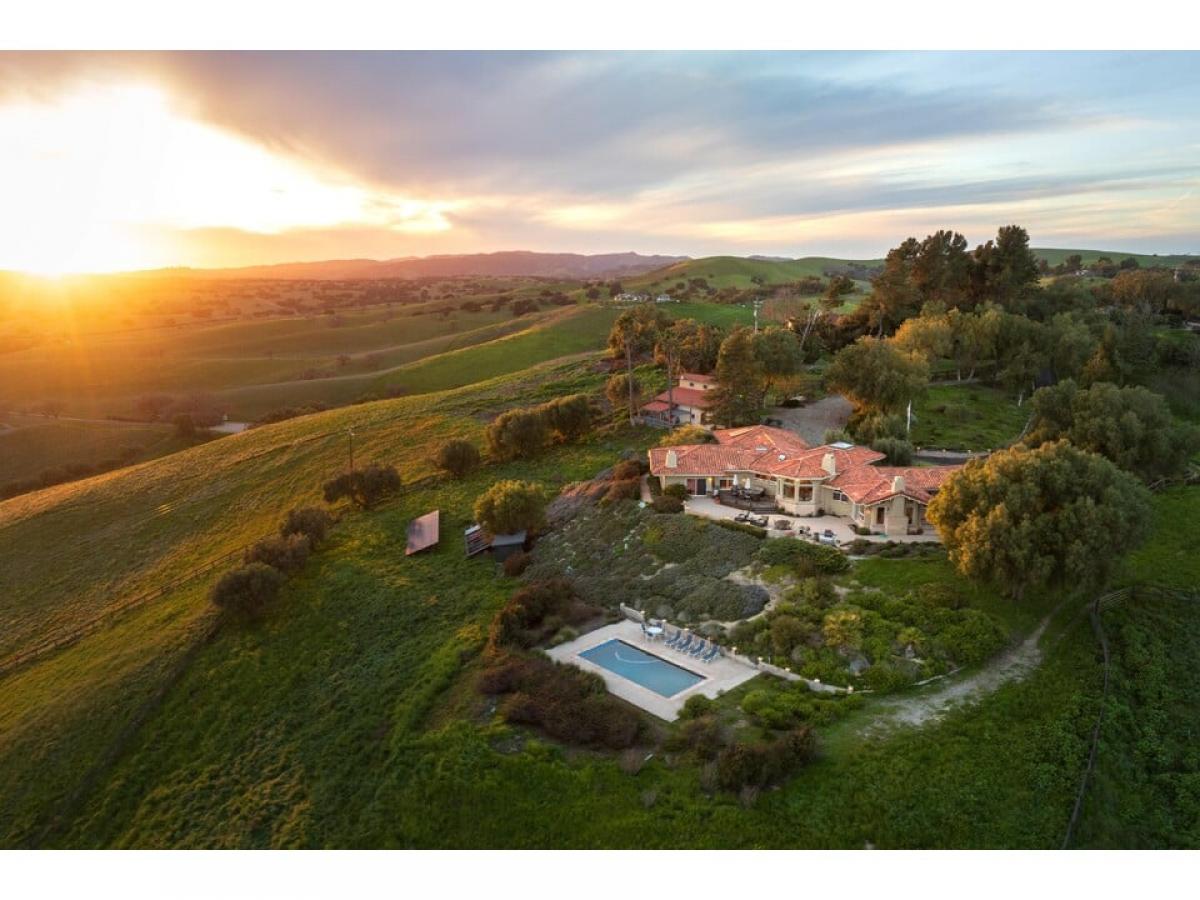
<box><xmin>0</xmin><ymin>80</ymin><xmax>454</xmax><ymax>275</ymax></box>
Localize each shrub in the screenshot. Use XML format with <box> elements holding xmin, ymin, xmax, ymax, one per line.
<box><xmin>666</xmin><ymin>715</ymin><xmax>726</xmax><ymax>761</ymax></box>
<box><xmin>870</xmin><ymin>437</ymin><xmax>914</xmax><ymax>466</ymax></box>
<box><xmin>503</xmin><ymin>550</ymin><xmax>531</xmax><ymax>577</ymax></box>
<box><xmin>280</xmin><ymin>506</ymin><xmax>333</xmax><ymax>545</ymax></box>
<box><xmin>486</xmin><ymin>408</ymin><xmax>550</xmax><ymax>460</ymax></box>
<box><xmin>658</xmin><ymin>425</ymin><xmax>715</xmax><ymax>446</ymax></box>
<box><xmin>611</xmin><ymin>458</ymin><xmax>644</xmax><ymax>480</ymax></box>
<box><xmin>757</xmin><ymin>538</ymin><xmax>849</xmax><ymax>575</ymax></box>
<box><xmin>474</xmin><ymin>480</ymin><xmax>547</xmax><ymax>536</ymax></box>
<box><xmin>602</xmin><ymin>478</ymin><xmax>641</xmax><ymax>505</ymax></box>
<box><xmin>210</xmin><ymin>563</ymin><xmax>285</xmax><ymax>620</ymax></box>
<box><xmin>823</xmin><ymin>429</ymin><xmax>854</xmax><ymax>444</ymax></box>
<box><xmin>678</xmin><ymin>694</ymin><xmax>716</xmax><ymax>720</ymax></box>
<box><xmin>432</xmin><ymin>439</ymin><xmax>481</xmax><ymax>478</ymax></box>
<box><xmin>711</xmin><ymin>519</ymin><xmax>767</xmax><ymax>539</ymax></box>
<box><xmin>244</xmin><ymin>533</ymin><xmax>311</xmax><ymax>574</ymax></box>
<box><xmin>323</xmin><ymin>463</ymin><xmax>402</xmax><ymax>509</ymax></box>
<box><xmin>663</xmin><ymin>483</ymin><xmax>689</xmax><ymax>500</ymax></box>
<box><xmin>543</xmin><ymin>394</ymin><xmax>593</xmax><ymax>442</ymax></box>
<box><xmin>652</xmin><ymin>494</ymin><xmax>684</xmax><ymax>514</ymax></box>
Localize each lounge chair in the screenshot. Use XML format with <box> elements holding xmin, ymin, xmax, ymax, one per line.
<box><xmin>663</xmin><ymin>628</ymin><xmax>682</xmax><ymax>647</ymax></box>
<box><xmin>689</xmin><ymin>639</ymin><xmax>708</xmax><ymax>658</ymax></box>
<box><xmin>674</xmin><ymin>634</ymin><xmax>694</xmax><ymax>654</ymax></box>
<box><xmin>734</xmin><ymin>512</ymin><xmax>750</xmax><ymax>523</ymax></box>
<box><xmin>701</xmin><ymin>645</ymin><xmax>720</xmax><ymax>663</ymax></box>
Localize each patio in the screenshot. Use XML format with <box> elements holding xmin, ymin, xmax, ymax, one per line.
<box><xmin>683</xmin><ymin>495</ymin><xmax>942</xmax><ymax>545</ymax></box>
<box><xmin>545</xmin><ymin>619</ymin><xmax>761</xmax><ymax>720</ymax></box>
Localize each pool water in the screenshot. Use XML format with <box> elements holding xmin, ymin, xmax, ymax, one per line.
<box><xmin>579</xmin><ymin>639</ymin><xmax>705</xmax><ymax>697</ymax></box>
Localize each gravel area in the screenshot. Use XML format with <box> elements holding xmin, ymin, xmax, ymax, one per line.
<box><xmin>767</xmin><ymin>395</ymin><xmax>853</xmax><ymax>446</ymax></box>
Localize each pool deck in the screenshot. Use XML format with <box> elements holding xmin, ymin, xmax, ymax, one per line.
<box><xmin>546</xmin><ymin>619</ymin><xmax>760</xmax><ymax>720</ymax></box>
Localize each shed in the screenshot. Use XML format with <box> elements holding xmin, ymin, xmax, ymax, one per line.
<box><xmin>489</xmin><ymin>531</ymin><xmax>528</xmax><ymax>562</ymax></box>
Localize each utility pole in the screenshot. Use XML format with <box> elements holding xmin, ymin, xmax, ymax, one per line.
<box><xmin>753</xmin><ymin>299</ymin><xmax>763</xmax><ymax>333</ymax></box>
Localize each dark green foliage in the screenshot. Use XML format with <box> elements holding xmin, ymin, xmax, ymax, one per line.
<box><xmin>322</xmin><ymin>463</ymin><xmax>402</xmax><ymax>509</ymax></box>
<box><xmin>709</xmin><ymin>519</ymin><xmax>767</xmax><ymax>539</ymax></box>
<box><xmin>757</xmin><ymin>538</ymin><xmax>849</xmax><ymax>576</ymax></box>
<box><xmin>486</xmin><ymin>578</ymin><xmax>594</xmax><ymax>652</ymax></box>
<box><xmin>827</xmin><ymin>337</ymin><xmax>929</xmax><ymax>422</ymax></box>
<box><xmin>662</xmin><ymin>483</ymin><xmax>689</xmax><ymax>500</ymax></box>
<box><xmin>714</xmin><ymin>726</ymin><xmax>815</xmax><ymax>792</ymax></box>
<box><xmin>485</xmin><ymin>408</ymin><xmax>551</xmax><ymax>461</ymax></box>
<box><xmin>432</xmin><ymin>439</ymin><xmax>481</xmax><ymax>478</ymax></box>
<box><xmin>929</xmin><ymin>441</ymin><xmax>1153</xmax><ymax>599</ymax></box>
<box><xmin>664</xmin><ymin>716</ymin><xmax>726</xmax><ymax>761</ymax></box>
<box><xmin>480</xmin><ymin>654</ymin><xmax>641</xmax><ymax>750</ymax></box>
<box><xmin>871</xmin><ymin>437</ymin><xmax>914</xmax><ymax>466</ymax></box>
<box><xmin>280</xmin><ymin>506</ymin><xmax>333</xmax><ymax>545</ymax></box>
<box><xmin>708</xmin><ymin>326</ymin><xmax>764</xmax><ymax>426</ymax></box>
<box><xmin>244</xmin><ymin>533</ymin><xmax>311</xmax><ymax>574</ymax></box>
<box><xmin>1026</xmin><ymin>380</ymin><xmax>1200</xmax><ymax>483</ymax></box>
<box><xmin>209</xmin><ymin>563</ymin><xmax>285</xmax><ymax>621</ymax></box>
<box><xmin>677</xmin><ymin>694</ymin><xmax>716</xmax><ymax>721</ymax></box>
<box><xmin>474</xmin><ymin>479</ymin><xmax>546</xmax><ymax>536</ymax></box>
<box><xmin>542</xmin><ymin>394</ymin><xmax>593</xmax><ymax>442</ymax></box>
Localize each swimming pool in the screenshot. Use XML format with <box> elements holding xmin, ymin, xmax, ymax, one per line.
<box><xmin>579</xmin><ymin>639</ymin><xmax>704</xmax><ymax>698</ymax></box>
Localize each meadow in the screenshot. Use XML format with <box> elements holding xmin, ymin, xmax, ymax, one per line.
<box><xmin>909</xmin><ymin>383</ymin><xmax>1030</xmax><ymax>451</ymax></box>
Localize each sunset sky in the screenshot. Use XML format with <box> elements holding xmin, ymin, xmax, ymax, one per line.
<box><xmin>0</xmin><ymin>51</ymin><xmax>1197</xmax><ymax>274</ymax></box>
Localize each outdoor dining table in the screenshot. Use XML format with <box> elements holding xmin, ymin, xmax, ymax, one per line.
<box><xmin>645</xmin><ymin>625</ymin><xmax>664</xmax><ymax>639</ymax></box>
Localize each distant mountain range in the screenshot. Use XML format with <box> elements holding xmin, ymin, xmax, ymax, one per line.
<box><xmin>154</xmin><ymin>251</ymin><xmax>690</xmax><ymax>282</ymax></box>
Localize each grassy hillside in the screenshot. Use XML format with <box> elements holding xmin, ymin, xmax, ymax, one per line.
<box><xmin>2</xmin><ymin>364</ymin><xmax>1193</xmax><ymax>848</ymax></box>
<box><xmin>1032</xmin><ymin>248</ymin><xmax>1197</xmax><ymax>268</ymax></box>
<box><xmin>0</xmin><ymin>415</ymin><xmax>202</xmax><ymax>483</ymax></box>
<box><xmin>0</xmin><ymin>300</ymin><xmax>570</xmax><ymax>420</ymax></box>
<box><xmin>910</xmin><ymin>383</ymin><xmax>1030</xmax><ymax>452</ymax></box>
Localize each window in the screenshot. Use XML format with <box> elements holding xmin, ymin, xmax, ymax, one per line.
<box><xmin>718</xmin><ymin>478</ymin><xmax>733</xmax><ymax>489</ymax></box>
<box><xmin>832</xmin><ymin>490</ymin><xmax>847</xmax><ymax>502</ymax></box>
<box><xmin>798</xmin><ymin>485</ymin><xmax>813</xmax><ymax>502</ymax></box>
<box><xmin>782</xmin><ymin>482</ymin><xmax>795</xmax><ymax>499</ymax></box>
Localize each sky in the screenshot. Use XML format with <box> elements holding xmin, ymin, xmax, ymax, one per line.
<box><xmin>0</xmin><ymin>51</ymin><xmax>1196</xmax><ymax>274</ymax></box>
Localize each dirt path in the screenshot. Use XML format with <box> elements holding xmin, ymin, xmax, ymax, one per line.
<box><xmin>853</xmin><ymin>611</ymin><xmax>1056</xmax><ymax>739</ymax></box>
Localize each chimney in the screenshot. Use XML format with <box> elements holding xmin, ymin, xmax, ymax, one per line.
<box><xmin>821</xmin><ymin>452</ymin><xmax>837</xmax><ymax>476</ymax></box>
<box><xmin>665</xmin><ymin>449</ymin><xmax>678</xmax><ymax>469</ymax></box>
<box><xmin>892</xmin><ymin>474</ymin><xmax>905</xmax><ymax>494</ymax></box>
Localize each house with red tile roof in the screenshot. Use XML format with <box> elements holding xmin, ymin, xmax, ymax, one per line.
<box><xmin>647</xmin><ymin>424</ymin><xmax>959</xmax><ymax>536</ymax></box>
<box><xmin>639</xmin><ymin>372</ymin><xmax>718</xmax><ymax>428</ymax></box>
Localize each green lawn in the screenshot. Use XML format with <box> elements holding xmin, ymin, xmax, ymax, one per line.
<box><xmin>910</xmin><ymin>383</ymin><xmax>1029</xmax><ymax>451</ymax></box>
<box><xmin>627</xmin><ymin>256</ymin><xmax>883</xmax><ymax>292</ymax></box>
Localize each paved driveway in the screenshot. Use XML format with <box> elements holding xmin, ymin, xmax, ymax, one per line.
<box><xmin>767</xmin><ymin>395</ymin><xmax>853</xmax><ymax>446</ymax></box>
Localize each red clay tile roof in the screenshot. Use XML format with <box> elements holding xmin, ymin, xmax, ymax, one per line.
<box><xmin>679</xmin><ymin>372</ymin><xmax>716</xmax><ymax>384</ymax></box>
<box><xmin>643</xmin><ymin>386</ymin><xmax>713</xmax><ymax>409</ymax></box>
<box><xmin>648</xmin><ymin>444</ymin><xmax>754</xmax><ymax>476</ymax></box>
<box><xmin>647</xmin><ymin>423</ymin><xmax>957</xmax><ymax>505</ymax></box>
<box><xmin>641</xmin><ymin>400</ymin><xmax>671</xmax><ymax>413</ymax></box>
<box><xmin>830</xmin><ymin>465</ymin><xmax>957</xmax><ymax>505</ymax></box>
<box><xmin>710</xmin><ymin>425</ymin><xmax>810</xmax><ymax>455</ymax></box>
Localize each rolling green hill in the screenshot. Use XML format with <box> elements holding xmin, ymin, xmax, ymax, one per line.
<box><xmin>1032</xmin><ymin>248</ymin><xmax>1197</xmax><ymax>268</ymax></box>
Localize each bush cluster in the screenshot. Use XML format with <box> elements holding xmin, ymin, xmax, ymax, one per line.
<box><xmin>484</xmin><ymin>394</ymin><xmax>594</xmax><ymax>460</ymax></box>
<box><xmin>714</xmin><ymin>727</ymin><xmax>816</xmax><ymax>793</ymax></box>
<box><xmin>652</xmin><ymin>494</ymin><xmax>683</xmax><ymax>514</ymax></box>
<box><xmin>431</xmin><ymin>439</ymin><xmax>481</xmax><ymax>478</ymax></box>
<box><xmin>488</xmin><ymin>656</ymin><xmax>641</xmax><ymax>750</ymax></box>
<box><xmin>322</xmin><ymin>463</ymin><xmax>402</xmax><ymax>509</ymax></box>
<box><xmin>210</xmin><ymin>506</ymin><xmax>334</xmax><ymax>623</ymax></box>
<box><xmin>474</xmin><ymin>479</ymin><xmax>547</xmax><ymax>536</ymax></box>
<box><xmin>486</xmin><ymin>578</ymin><xmax>597</xmax><ymax>653</ymax></box>
<box><xmin>244</xmin><ymin>533</ymin><xmax>311</xmax><ymax>573</ymax></box>
<box><xmin>757</xmin><ymin>538</ymin><xmax>849</xmax><ymax>576</ymax></box>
